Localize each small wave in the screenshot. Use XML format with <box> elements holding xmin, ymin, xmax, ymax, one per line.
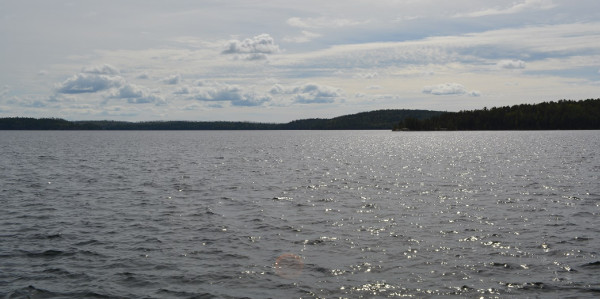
<box><xmin>5</xmin><ymin>285</ymin><xmax>60</xmax><ymax>298</ymax></box>
<box><xmin>581</xmin><ymin>261</ymin><xmax>600</xmax><ymax>268</ymax></box>
<box><xmin>157</xmin><ymin>288</ymin><xmax>217</xmax><ymax>298</ymax></box>
<box><xmin>3</xmin><ymin>285</ymin><xmax>114</xmax><ymax>299</ymax></box>
<box><xmin>23</xmin><ymin>249</ymin><xmax>75</xmax><ymax>258</ymax></box>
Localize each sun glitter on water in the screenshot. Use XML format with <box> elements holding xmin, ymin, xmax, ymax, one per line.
<box><xmin>274</xmin><ymin>253</ymin><xmax>304</xmax><ymax>279</ymax></box>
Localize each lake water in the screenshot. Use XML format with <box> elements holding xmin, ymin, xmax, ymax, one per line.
<box><xmin>1</xmin><ymin>130</ymin><xmax>599</xmax><ymax>298</ymax></box>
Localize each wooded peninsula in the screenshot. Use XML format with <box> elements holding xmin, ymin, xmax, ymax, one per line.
<box><xmin>1</xmin><ymin>98</ymin><xmax>598</xmax><ymax>131</ymax></box>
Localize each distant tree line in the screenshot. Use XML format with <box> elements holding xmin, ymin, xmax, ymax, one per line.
<box><xmin>393</xmin><ymin>99</ymin><xmax>600</xmax><ymax>131</ymax></box>
<box><xmin>0</xmin><ymin>109</ymin><xmax>440</xmax><ymax>130</ymax></box>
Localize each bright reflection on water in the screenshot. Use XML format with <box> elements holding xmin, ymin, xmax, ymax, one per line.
<box><xmin>1</xmin><ymin>130</ymin><xmax>599</xmax><ymax>298</ymax></box>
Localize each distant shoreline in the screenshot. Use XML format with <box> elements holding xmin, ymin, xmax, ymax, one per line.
<box><xmin>1</xmin><ymin>99</ymin><xmax>598</xmax><ymax>130</ymax></box>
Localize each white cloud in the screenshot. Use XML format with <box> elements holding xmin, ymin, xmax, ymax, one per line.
<box><xmin>366</xmin><ymin>85</ymin><xmax>382</xmax><ymax>90</ymax></box>
<box><xmin>274</xmin><ymin>22</ymin><xmax>600</xmax><ymax>71</ymax></box>
<box><xmin>355</xmin><ymin>72</ymin><xmax>379</xmax><ymax>79</ymax></box>
<box><xmin>162</xmin><ymin>74</ymin><xmax>181</xmax><ymax>85</ymax></box>
<box><xmin>6</xmin><ymin>95</ymin><xmax>51</xmax><ymax>108</ymax></box>
<box><xmin>270</xmin><ymin>83</ymin><xmax>344</xmax><ymax>104</ymax></box>
<box><xmin>497</xmin><ymin>59</ymin><xmax>526</xmax><ymax>69</ymax></box>
<box><xmin>283</xmin><ymin>30</ymin><xmax>321</xmax><ymax>43</ymax></box>
<box><xmin>458</xmin><ymin>0</ymin><xmax>557</xmax><ymax>18</ymax></box>
<box><xmin>422</xmin><ymin>83</ymin><xmax>480</xmax><ymax>97</ymax></box>
<box><xmin>136</xmin><ymin>73</ymin><xmax>149</xmax><ymax>79</ymax></box>
<box><xmin>222</xmin><ymin>34</ymin><xmax>280</xmax><ymax>60</ymax></box>
<box><xmin>287</xmin><ymin>17</ymin><xmax>368</xmax><ymax>29</ymax></box>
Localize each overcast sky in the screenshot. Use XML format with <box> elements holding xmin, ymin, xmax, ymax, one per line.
<box><xmin>1</xmin><ymin>0</ymin><xmax>599</xmax><ymax>122</ymax></box>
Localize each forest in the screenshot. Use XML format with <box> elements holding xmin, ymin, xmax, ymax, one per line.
<box><xmin>1</xmin><ymin>99</ymin><xmax>598</xmax><ymax>130</ymax></box>
<box><xmin>0</xmin><ymin>109</ymin><xmax>439</xmax><ymax>130</ymax></box>
<box><xmin>393</xmin><ymin>99</ymin><xmax>600</xmax><ymax>131</ymax></box>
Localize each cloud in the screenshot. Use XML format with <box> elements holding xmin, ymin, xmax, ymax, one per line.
<box><xmin>6</xmin><ymin>95</ymin><xmax>51</xmax><ymax>108</ymax></box>
<box><xmin>162</xmin><ymin>74</ymin><xmax>181</xmax><ymax>85</ymax></box>
<box><xmin>273</xmin><ymin>22</ymin><xmax>600</xmax><ymax>72</ymax></box>
<box><xmin>283</xmin><ymin>30</ymin><xmax>321</xmax><ymax>43</ymax></box>
<box><xmin>422</xmin><ymin>83</ymin><xmax>480</xmax><ymax>96</ymax></box>
<box><xmin>0</xmin><ymin>85</ymin><xmax>9</xmax><ymax>98</ymax></box>
<box><xmin>56</xmin><ymin>64</ymin><xmax>124</xmax><ymax>94</ymax></box>
<box><xmin>355</xmin><ymin>72</ymin><xmax>379</xmax><ymax>79</ymax></box>
<box><xmin>81</xmin><ymin>64</ymin><xmax>120</xmax><ymax>75</ymax></box>
<box><xmin>497</xmin><ymin>59</ymin><xmax>526</xmax><ymax>69</ymax></box>
<box><xmin>191</xmin><ymin>83</ymin><xmax>270</xmax><ymax>107</ymax></box>
<box><xmin>287</xmin><ymin>17</ymin><xmax>369</xmax><ymax>29</ymax></box>
<box><xmin>173</xmin><ymin>86</ymin><xmax>192</xmax><ymax>94</ymax></box>
<box><xmin>56</xmin><ymin>73</ymin><xmax>124</xmax><ymax>94</ymax></box>
<box><xmin>458</xmin><ymin>0</ymin><xmax>557</xmax><ymax>18</ymax></box>
<box><xmin>136</xmin><ymin>73</ymin><xmax>149</xmax><ymax>79</ymax></box>
<box><xmin>222</xmin><ymin>34</ymin><xmax>280</xmax><ymax>60</ymax></box>
<box><xmin>270</xmin><ymin>83</ymin><xmax>344</xmax><ymax>104</ymax></box>
<box><xmin>110</xmin><ymin>83</ymin><xmax>166</xmax><ymax>105</ymax></box>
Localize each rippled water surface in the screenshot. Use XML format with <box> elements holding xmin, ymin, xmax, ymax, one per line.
<box><xmin>1</xmin><ymin>130</ymin><xmax>599</xmax><ymax>298</ymax></box>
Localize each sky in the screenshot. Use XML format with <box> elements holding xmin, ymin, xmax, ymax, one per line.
<box><xmin>1</xmin><ymin>0</ymin><xmax>599</xmax><ymax>122</ymax></box>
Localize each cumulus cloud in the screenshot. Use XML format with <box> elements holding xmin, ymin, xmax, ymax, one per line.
<box><xmin>56</xmin><ymin>64</ymin><xmax>124</xmax><ymax>94</ymax></box>
<box><xmin>191</xmin><ymin>83</ymin><xmax>270</xmax><ymax>107</ymax></box>
<box><xmin>81</xmin><ymin>64</ymin><xmax>120</xmax><ymax>75</ymax></box>
<box><xmin>173</xmin><ymin>86</ymin><xmax>192</xmax><ymax>94</ymax></box>
<box><xmin>497</xmin><ymin>59</ymin><xmax>526</xmax><ymax>69</ymax></box>
<box><xmin>56</xmin><ymin>73</ymin><xmax>124</xmax><ymax>94</ymax></box>
<box><xmin>270</xmin><ymin>83</ymin><xmax>343</xmax><ymax>104</ymax></box>
<box><xmin>222</xmin><ymin>34</ymin><xmax>280</xmax><ymax>60</ymax></box>
<box><xmin>162</xmin><ymin>74</ymin><xmax>181</xmax><ymax>85</ymax></box>
<box><xmin>110</xmin><ymin>83</ymin><xmax>165</xmax><ymax>104</ymax></box>
<box><xmin>136</xmin><ymin>73</ymin><xmax>149</xmax><ymax>79</ymax></box>
<box><xmin>422</xmin><ymin>83</ymin><xmax>480</xmax><ymax>96</ymax></box>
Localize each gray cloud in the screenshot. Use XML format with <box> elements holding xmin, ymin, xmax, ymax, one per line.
<box><xmin>56</xmin><ymin>64</ymin><xmax>124</xmax><ymax>94</ymax></box>
<box><xmin>173</xmin><ymin>86</ymin><xmax>191</xmax><ymax>94</ymax></box>
<box><xmin>56</xmin><ymin>73</ymin><xmax>124</xmax><ymax>94</ymax></box>
<box><xmin>192</xmin><ymin>83</ymin><xmax>270</xmax><ymax>106</ymax></box>
<box><xmin>162</xmin><ymin>74</ymin><xmax>182</xmax><ymax>85</ymax></box>
<box><xmin>0</xmin><ymin>85</ymin><xmax>9</xmax><ymax>98</ymax></box>
<box><xmin>81</xmin><ymin>64</ymin><xmax>120</xmax><ymax>75</ymax></box>
<box><xmin>270</xmin><ymin>83</ymin><xmax>343</xmax><ymax>104</ymax></box>
<box><xmin>222</xmin><ymin>34</ymin><xmax>280</xmax><ymax>60</ymax></box>
<box><xmin>497</xmin><ymin>59</ymin><xmax>526</xmax><ymax>69</ymax></box>
<box><xmin>422</xmin><ymin>83</ymin><xmax>480</xmax><ymax>96</ymax></box>
<box><xmin>111</xmin><ymin>83</ymin><xmax>166</xmax><ymax>105</ymax></box>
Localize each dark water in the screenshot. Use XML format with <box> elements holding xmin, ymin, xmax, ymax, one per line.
<box><xmin>1</xmin><ymin>130</ymin><xmax>599</xmax><ymax>298</ymax></box>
